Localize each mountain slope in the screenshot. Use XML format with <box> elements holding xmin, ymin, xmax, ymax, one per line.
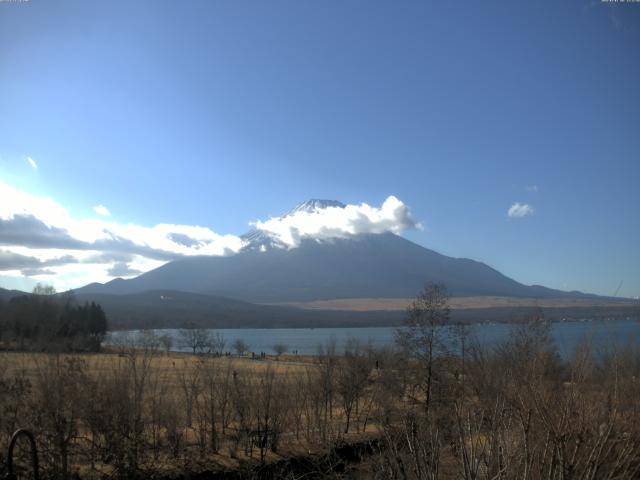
<box><xmin>74</xmin><ymin>232</ymin><xmax>590</xmax><ymax>302</ymax></box>
<box><xmin>74</xmin><ymin>290</ymin><xmax>640</xmax><ymax>330</ymax></box>
<box><xmin>73</xmin><ymin>290</ymin><xmax>403</xmax><ymax>329</ymax></box>
<box><xmin>0</xmin><ymin>287</ymin><xmax>27</xmax><ymax>302</ymax></box>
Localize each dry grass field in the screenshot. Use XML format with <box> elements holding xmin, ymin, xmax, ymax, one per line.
<box><xmin>1</xmin><ymin>350</ymin><xmax>312</xmax><ymax>382</ymax></box>
<box><xmin>4</xmin><ymin>312</ymin><xmax>640</xmax><ymax>479</ymax></box>
<box><xmin>0</xmin><ymin>346</ymin><xmax>387</xmax><ymax>479</ymax></box>
<box><xmin>275</xmin><ymin>295</ymin><xmax>637</xmax><ymax>311</ymax></box>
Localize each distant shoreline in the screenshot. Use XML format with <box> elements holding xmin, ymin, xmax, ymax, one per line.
<box><xmin>105</xmin><ymin>317</ymin><xmax>640</xmax><ymax>358</ymax></box>
<box><xmin>106</xmin><ymin>306</ymin><xmax>640</xmax><ymax>332</ymax></box>
<box><xmin>270</xmin><ymin>295</ymin><xmax>639</xmax><ymax>311</ymax></box>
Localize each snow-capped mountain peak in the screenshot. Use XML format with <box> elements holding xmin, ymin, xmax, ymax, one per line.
<box><xmin>242</xmin><ymin>200</ymin><xmax>346</xmax><ymax>251</ymax></box>
<box><xmin>284</xmin><ymin>199</ymin><xmax>346</xmax><ymax>217</ymax></box>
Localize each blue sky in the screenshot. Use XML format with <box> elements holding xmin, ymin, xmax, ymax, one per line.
<box><xmin>0</xmin><ymin>0</ymin><xmax>639</xmax><ymax>297</ymax></box>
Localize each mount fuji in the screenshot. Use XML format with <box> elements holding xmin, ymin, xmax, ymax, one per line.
<box><xmin>74</xmin><ymin>199</ymin><xmax>596</xmax><ymax>303</ymax></box>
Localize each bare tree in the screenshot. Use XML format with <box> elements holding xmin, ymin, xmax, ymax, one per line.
<box><xmin>200</xmin><ymin>357</ymin><xmax>223</xmax><ymax>452</ymax></box>
<box><xmin>395</xmin><ymin>282</ymin><xmax>452</xmax><ymax>415</ymax></box>
<box><xmin>232</xmin><ymin>338</ymin><xmax>249</xmax><ymax>356</ymax></box>
<box><xmin>211</xmin><ymin>331</ymin><xmax>226</xmax><ymax>355</ymax></box>
<box><xmin>179</xmin><ymin>358</ymin><xmax>202</xmax><ymax>428</ymax></box>
<box><xmin>315</xmin><ymin>338</ymin><xmax>338</xmax><ymax>443</ymax></box>
<box><xmin>179</xmin><ymin>327</ymin><xmax>212</xmax><ymax>355</ymax></box>
<box><xmin>272</xmin><ymin>343</ymin><xmax>288</xmax><ymax>357</ymax></box>
<box><xmin>336</xmin><ymin>339</ymin><xmax>370</xmax><ymax>433</ymax></box>
<box><xmin>158</xmin><ymin>333</ymin><xmax>173</xmax><ymax>354</ymax></box>
<box><xmin>251</xmin><ymin>367</ymin><xmax>286</xmax><ymax>462</ymax></box>
<box><xmin>32</xmin><ymin>355</ymin><xmax>87</xmax><ymax>480</ymax></box>
<box><xmin>32</xmin><ymin>283</ymin><xmax>57</xmax><ymax>296</ymax></box>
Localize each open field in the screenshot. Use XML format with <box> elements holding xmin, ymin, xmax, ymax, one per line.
<box><xmin>274</xmin><ymin>295</ymin><xmax>639</xmax><ymax>311</ymax></box>
<box><xmin>4</xmin><ymin>316</ymin><xmax>640</xmax><ymax>479</ymax></box>
<box><xmin>1</xmin><ymin>350</ymin><xmax>313</xmax><ymax>380</ymax></box>
<box><xmin>0</xmin><ymin>346</ymin><xmax>388</xmax><ymax>479</ymax></box>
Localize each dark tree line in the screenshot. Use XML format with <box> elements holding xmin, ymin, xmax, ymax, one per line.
<box><xmin>0</xmin><ymin>285</ymin><xmax>108</xmax><ymax>351</ymax></box>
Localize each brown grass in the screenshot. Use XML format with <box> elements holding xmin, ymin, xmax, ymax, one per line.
<box><xmin>0</xmin><ymin>348</ymin><xmax>384</xmax><ymax>479</ymax></box>
<box><xmin>272</xmin><ymin>295</ymin><xmax>636</xmax><ymax>311</ymax></box>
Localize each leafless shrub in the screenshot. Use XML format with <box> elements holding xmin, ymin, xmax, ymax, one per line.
<box><xmin>272</xmin><ymin>343</ymin><xmax>288</xmax><ymax>357</ymax></box>
<box><xmin>336</xmin><ymin>338</ymin><xmax>370</xmax><ymax>434</ymax></box>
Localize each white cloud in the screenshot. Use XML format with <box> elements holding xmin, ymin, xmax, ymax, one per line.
<box><xmin>27</xmin><ymin>157</ymin><xmax>38</xmax><ymax>170</ymax></box>
<box><xmin>0</xmin><ymin>179</ymin><xmax>420</xmax><ymax>290</ymax></box>
<box><xmin>252</xmin><ymin>196</ymin><xmax>420</xmax><ymax>248</ymax></box>
<box><xmin>525</xmin><ymin>185</ymin><xmax>538</xmax><ymax>192</ymax></box>
<box><xmin>93</xmin><ymin>204</ymin><xmax>111</xmax><ymax>216</ymax></box>
<box><xmin>0</xmin><ymin>179</ymin><xmax>246</xmax><ymax>289</ymax></box>
<box><xmin>508</xmin><ymin>202</ymin><xmax>534</xmax><ymax>218</ymax></box>
<box><xmin>0</xmin><ymin>179</ymin><xmax>244</xmax><ymax>257</ymax></box>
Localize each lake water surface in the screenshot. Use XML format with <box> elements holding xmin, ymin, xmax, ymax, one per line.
<box><xmin>107</xmin><ymin>318</ymin><xmax>640</xmax><ymax>358</ymax></box>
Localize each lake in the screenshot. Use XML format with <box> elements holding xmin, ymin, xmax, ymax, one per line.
<box><xmin>106</xmin><ymin>318</ymin><xmax>640</xmax><ymax>358</ymax></box>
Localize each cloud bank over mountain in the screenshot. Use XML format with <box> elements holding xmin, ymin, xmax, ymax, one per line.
<box><xmin>251</xmin><ymin>196</ymin><xmax>420</xmax><ymax>248</ymax></box>
<box><xmin>0</xmin><ymin>180</ymin><xmax>419</xmax><ymax>290</ymax></box>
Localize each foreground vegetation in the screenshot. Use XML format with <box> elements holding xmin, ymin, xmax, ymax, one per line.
<box><xmin>1</xmin><ymin>284</ymin><xmax>640</xmax><ymax>479</ymax></box>
<box><xmin>0</xmin><ymin>340</ymin><xmax>387</xmax><ymax>479</ymax></box>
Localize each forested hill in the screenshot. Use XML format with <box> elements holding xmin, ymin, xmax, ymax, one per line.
<box><xmin>0</xmin><ymin>289</ymin><xmax>108</xmax><ymax>351</ymax></box>
<box><xmin>73</xmin><ymin>290</ymin><xmax>403</xmax><ymax>330</ymax></box>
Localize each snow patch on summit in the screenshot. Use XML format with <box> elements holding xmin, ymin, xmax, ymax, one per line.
<box><xmin>284</xmin><ymin>199</ymin><xmax>346</xmax><ymax>217</ymax></box>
